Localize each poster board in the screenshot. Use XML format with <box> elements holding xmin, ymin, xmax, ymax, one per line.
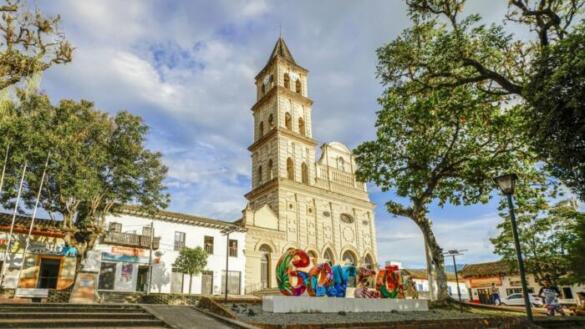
<box><xmin>69</xmin><ymin>271</ymin><xmax>99</xmax><ymax>304</ymax></box>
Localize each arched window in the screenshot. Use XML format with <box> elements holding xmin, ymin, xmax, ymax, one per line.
<box><xmin>259</xmin><ymin>121</ymin><xmax>264</xmax><ymax>138</ymax></box>
<box><xmin>323</xmin><ymin>248</ymin><xmax>335</xmax><ymax>263</ymax></box>
<box><xmin>284</xmin><ymin>73</ymin><xmax>290</xmax><ymax>89</ymax></box>
<box><xmin>295</xmin><ymin>79</ymin><xmax>301</xmax><ymax>94</ymax></box>
<box><xmin>269</xmin><ymin>74</ymin><xmax>274</xmax><ymax>87</ymax></box>
<box><xmin>301</xmin><ymin>162</ymin><xmax>309</xmax><ymax>184</ymax></box>
<box><xmin>268</xmin><ymin>159</ymin><xmax>274</xmax><ymax>180</ymax></box>
<box><xmin>286</xmin><ymin>158</ymin><xmax>294</xmax><ymax>180</ymax></box>
<box><xmin>337</xmin><ymin>157</ymin><xmax>345</xmax><ymax>171</ymax></box>
<box><xmin>268</xmin><ymin>114</ymin><xmax>274</xmax><ymax>127</ymax></box>
<box><xmin>257</xmin><ymin>166</ymin><xmax>263</xmax><ymax>185</ymax></box>
<box><xmin>364</xmin><ymin>254</ymin><xmax>374</xmax><ymax>269</ymax></box>
<box><xmin>259</xmin><ymin>244</ymin><xmax>273</xmax><ymax>289</ymax></box>
<box><xmin>308</xmin><ymin>250</ymin><xmax>318</xmax><ymax>266</ymax></box>
<box><xmin>261</xmin><ymin>84</ymin><xmax>265</xmax><ymax>95</ymax></box>
<box><xmin>342</xmin><ymin>250</ymin><xmax>357</xmax><ymax>266</ymax></box>
<box><xmin>298</xmin><ymin>117</ymin><xmax>305</xmax><ymax>136</ymax></box>
<box><xmin>285</xmin><ymin>112</ymin><xmax>292</xmax><ymax>130</ymax></box>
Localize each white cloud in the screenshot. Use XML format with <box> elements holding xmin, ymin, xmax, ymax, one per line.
<box><xmin>376</xmin><ymin>212</ymin><xmax>502</xmax><ymax>268</ymax></box>
<box><xmin>35</xmin><ymin>0</ymin><xmax>517</xmax><ymax>267</ymax></box>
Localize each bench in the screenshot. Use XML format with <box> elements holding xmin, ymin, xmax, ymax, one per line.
<box><xmin>15</xmin><ymin>288</ymin><xmax>49</xmax><ymax>299</ymax></box>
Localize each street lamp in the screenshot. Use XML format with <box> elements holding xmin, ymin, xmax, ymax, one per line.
<box><xmin>221</xmin><ymin>226</ymin><xmax>239</xmax><ymax>303</ymax></box>
<box><xmin>494</xmin><ymin>173</ymin><xmax>533</xmax><ymax>322</ymax></box>
<box><xmin>443</xmin><ymin>249</ymin><xmax>466</xmax><ymax>309</ymax></box>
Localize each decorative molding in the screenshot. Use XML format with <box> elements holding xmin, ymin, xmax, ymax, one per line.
<box><xmin>255</xmin><ymin>56</ymin><xmax>309</xmax><ymax>81</ymax></box>
<box><xmin>251</xmin><ymin>86</ymin><xmax>313</xmax><ymax>113</ymax></box>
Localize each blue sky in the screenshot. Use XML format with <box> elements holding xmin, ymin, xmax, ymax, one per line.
<box><xmin>32</xmin><ymin>0</ymin><xmax>526</xmax><ymax>268</ymax></box>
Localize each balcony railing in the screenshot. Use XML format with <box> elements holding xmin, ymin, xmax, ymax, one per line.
<box><xmin>102</xmin><ymin>231</ymin><xmax>160</xmax><ymax>250</ymax></box>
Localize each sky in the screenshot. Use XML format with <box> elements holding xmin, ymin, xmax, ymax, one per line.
<box><xmin>32</xmin><ymin>0</ymin><xmax>525</xmax><ymax>268</ymax></box>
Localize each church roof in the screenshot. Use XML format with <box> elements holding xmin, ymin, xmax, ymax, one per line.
<box><xmin>268</xmin><ymin>37</ymin><xmax>296</xmax><ymax>64</ymax></box>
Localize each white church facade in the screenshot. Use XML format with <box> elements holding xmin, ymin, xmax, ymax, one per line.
<box><xmin>239</xmin><ymin>38</ymin><xmax>378</xmax><ymax>293</ymax></box>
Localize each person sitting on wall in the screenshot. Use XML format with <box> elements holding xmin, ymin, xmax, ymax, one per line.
<box><xmin>490</xmin><ymin>283</ymin><xmax>501</xmax><ymax>305</ymax></box>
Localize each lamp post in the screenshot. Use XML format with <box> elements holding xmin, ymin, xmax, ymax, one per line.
<box><xmin>443</xmin><ymin>249</ymin><xmax>466</xmax><ymax>308</ymax></box>
<box><xmin>494</xmin><ymin>173</ymin><xmax>533</xmax><ymax>322</ymax></box>
<box><xmin>221</xmin><ymin>226</ymin><xmax>238</xmax><ymax>302</ymax></box>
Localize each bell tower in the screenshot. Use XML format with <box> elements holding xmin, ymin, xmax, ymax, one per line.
<box><xmin>246</xmin><ymin>37</ymin><xmax>318</xmax><ymax>216</ymax></box>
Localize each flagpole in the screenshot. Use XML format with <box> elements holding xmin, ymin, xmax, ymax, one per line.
<box><xmin>0</xmin><ymin>162</ymin><xmax>27</xmax><ymax>288</ymax></box>
<box><xmin>16</xmin><ymin>153</ymin><xmax>50</xmax><ymax>286</ymax></box>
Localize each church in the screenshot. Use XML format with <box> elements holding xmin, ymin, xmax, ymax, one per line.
<box><xmin>240</xmin><ymin>38</ymin><xmax>378</xmax><ymax>293</ymax></box>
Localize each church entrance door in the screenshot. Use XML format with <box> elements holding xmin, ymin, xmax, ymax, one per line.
<box><xmin>261</xmin><ymin>253</ymin><xmax>270</xmax><ymax>289</ymax></box>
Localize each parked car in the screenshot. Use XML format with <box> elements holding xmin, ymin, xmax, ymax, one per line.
<box><xmin>501</xmin><ymin>293</ymin><xmax>544</xmax><ymax>307</ymax></box>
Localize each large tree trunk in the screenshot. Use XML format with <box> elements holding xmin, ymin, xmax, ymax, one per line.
<box><xmin>416</xmin><ymin>216</ymin><xmax>449</xmax><ymax>302</ymax></box>
<box><xmin>189</xmin><ymin>274</ymin><xmax>193</xmax><ymax>295</ymax></box>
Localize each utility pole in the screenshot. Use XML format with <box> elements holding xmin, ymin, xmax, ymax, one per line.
<box><xmin>443</xmin><ymin>249</ymin><xmax>467</xmax><ymax>310</ymax></box>
<box><xmin>147</xmin><ymin>221</ymin><xmax>154</xmax><ymax>295</ymax></box>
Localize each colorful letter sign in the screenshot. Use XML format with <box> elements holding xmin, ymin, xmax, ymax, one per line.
<box><xmin>275</xmin><ymin>248</ymin><xmax>404</xmax><ymax>298</ymax></box>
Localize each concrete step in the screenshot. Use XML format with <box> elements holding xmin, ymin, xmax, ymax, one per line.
<box><xmin>0</xmin><ymin>306</ymin><xmax>147</xmax><ymax>313</ymax></box>
<box><xmin>0</xmin><ymin>319</ymin><xmax>167</xmax><ymax>328</ymax></box>
<box><xmin>0</xmin><ymin>303</ymin><xmax>143</xmax><ymax>307</ymax></box>
<box><xmin>0</xmin><ymin>312</ymin><xmax>154</xmax><ymax>319</ymax></box>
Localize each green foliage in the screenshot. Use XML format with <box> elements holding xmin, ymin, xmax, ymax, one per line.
<box><xmin>174</xmin><ymin>247</ymin><xmax>208</xmax><ymax>276</ymax></box>
<box><xmin>0</xmin><ymin>92</ymin><xmax>169</xmax><ymax>255</ymax></box>
<box><xmin>525</xmin><ymin>25</ymin><xmax>585</xmax><ymax>200</ymax></box>
<box><xmin>354</xmin><ymin>77</ymin><xmax>536</xmax><ymax>301</ymax></box>
<box><xmin>567</xmin><ymin>213</ymin><xmax>585</xmax><ymax>284</ymax></box>
<box><xmin>0</xmin><ymin>0</ymin><xmax>72</xmax><ymax>91</ymax></box>
<box><xmin>491</xmin><ymin>175</ymin><xmax>581</xmax><ymax>284</ymax></box>
<box><xmin>395</xmin><ymin>0</ymin><xmax>585</xmax><ymax>199</ymax></box>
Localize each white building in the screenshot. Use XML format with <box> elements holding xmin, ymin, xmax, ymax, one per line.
<box><xmin>402</xmin><ymin>269</ymin><xmax>470</xmax><ymax>301</ymax></box>
<box><xmin>95</xmin><ymin>206</ymin><xmax>246</xmax><ymax>295</ymax></box>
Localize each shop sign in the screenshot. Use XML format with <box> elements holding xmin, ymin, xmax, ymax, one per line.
<box><xmin>469</xmin><ymin>276</ymin><xmax>502</xmax><ymax>288</ymax></box>
<box><xmin>28</xmin><ymin>241</ymin><xmax>64</xmax><ymax>255</ymax></box>
<box><xmin>101</xmin><ymin>252</ymin><xmax>149</xmax><ymax>264</ymax></box>
<box><xmin>111</xmin><ymin>246</ymin><xmax>144</xmax><ymax>257</ymax></box>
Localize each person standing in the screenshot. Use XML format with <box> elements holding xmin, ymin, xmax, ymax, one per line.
<box><xmin>490</xmin><ymin>283</ymin><xmax>501</xmax><ymax>305</ymax></box>
<box><xmin>539</xmin><ymin>279</ymin><xmax>566</xmax><ymax>316</ymax></box>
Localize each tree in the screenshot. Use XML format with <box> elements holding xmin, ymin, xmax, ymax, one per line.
<box><xmin>567</xmin><ymin>211</ymin><xmax>585</xmax><ymax>284</ymax></box>
<box><xmin>491</xmin><ymin>174</ymin><xmax>581</xmax><ymax>284</ymax></box>
<box><xmin>174</xmin><ymin>247</ymin><xmax>208</xmax><ymax>295</ymax></box>
<box><xmin>0</xmin><ymin>0</ymin><xmax>72</xmax><ymax>91</ymax></box>
<box><xmin>390</xmin><ymin>0</ymin><xmax>585</xmax><ymax>199</ymax></box>
<box><xmin>0</xmin><ymin>92</ymin><xmax>169</xmax><ymax>263</ymax></box>
<box><xmin>354</xmin><ymin>81</ymin><xmax>534</xmax><ymax>301</ymax></box>
<box><xmin>526</xmin><ymin>26</ymin><xmax>585</xmax><ymax>200</ymax></box>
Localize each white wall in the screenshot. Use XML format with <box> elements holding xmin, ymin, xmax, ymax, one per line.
<box><xmin>413</xmin><ymin>278</ymin><xmax>470</xmax><ymax>300</ymax></box>
<box><xmin>95</xmin><ymin>213</ymin><xmax>246</xmax><ymax>295</ymax></box>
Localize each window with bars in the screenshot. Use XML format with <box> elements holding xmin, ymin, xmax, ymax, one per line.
<box><xmin>229</xmin><ymin>239</ymin><xmax>238</xmax><ymax>257</ymax></box>
<box><xmin>108</xmin><ymin>222</ymin><xmax>122</xmax><ymax>233</ymax></box>
<box><xmin>204</xmin><ymin>236</ymin><xmax>214</xmax><ymax>254</ymax></box>
<box><xmin>174</xmin><ymin>231</ymin><xmax>186</xmax><ymax>251</ymax></box>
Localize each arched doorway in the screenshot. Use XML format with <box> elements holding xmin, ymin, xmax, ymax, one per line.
<box><xmin>342</xmin><ymin>250</ymin><xmax>357</xmax><ymax>266</ymax></box>
<box><xmin>364</xmin><ymin>254</ymin><xmax>374</xmax><ymax>269</ymax></box>
<box><xmin>342</xmin><ymin>250</ymin><xmax>358</xmax><ymax>287</ymax></box>
<box><xmin>307</xmin><ymin>250</ymin><xmax>318</xmax><ymax>266</ymax></box>
<box><xmin>259</xmin><ymin>244</ymin><xmax>272</xmax><ymax>289</ymax></box>
<box><xmin>323</xmin><ymin>248</ymin><xmax>335</xmax><ymax>263</ymax></box>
